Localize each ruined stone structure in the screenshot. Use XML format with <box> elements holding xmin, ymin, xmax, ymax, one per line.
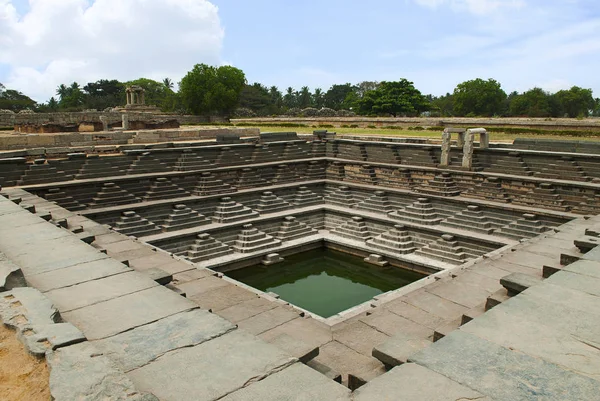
<box><xmin>1</xmin><ymin>130</ymin><xmax>600</xmax><ymax>400</ymax></box>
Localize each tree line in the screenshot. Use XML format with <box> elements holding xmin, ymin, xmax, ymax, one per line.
<box><xmin>1</xmin><ymin>64</ymin><xmax>599</xmax><ymax>119</ymax></box>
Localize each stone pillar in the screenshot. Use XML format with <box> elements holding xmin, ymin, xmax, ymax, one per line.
<box><xmin>126</xmin><ymin>92</ymin><xmax>131</xmax><ymax>106</ymax></box>
<box><xmin>122</xmin><ymin>114</ymin><xmax>130</xmax><ymax>130</ymax></box>
<box><xmin>140</xmin><ymin>92</ymin><xmax>145</xmax><ymax>105</ymax></box>
<box><xmin>462</xmin><ymin>132</ymin><xmax>475</xmax><ymax>169</ymax></box>
<box><xmin>457</xmin><ymin>132</ymin><xmax>465</xmax><ymax>147</ymax></box>
<box><xmin>480</xmin><ymin>131</ymin><xmax>489</xmax><ymax>149</ymax></box>
<box><xmin>99</xmin><ymin>115</ymin><xmax>109</xmax><ymax>132</ymax></box>
<box><xmin>440</xmin><ymin>130</ymin><xmax>451</xmax><ymax>167</ymax></box>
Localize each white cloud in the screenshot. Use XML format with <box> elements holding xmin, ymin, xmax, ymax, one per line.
<box><xmin>0</xmin><ymin>0</ymin><xmax>224</xmax><ymax>101</ymax></box>
<box><xmin>415</xmin><ymin>0</ymin><xmax>525</xmax><ymax>15</ymax></box>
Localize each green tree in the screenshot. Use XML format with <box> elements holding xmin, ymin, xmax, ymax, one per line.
<box><xmin>452</xmin><ymin>78</ymin><xmax>507</xmax><ymax>117</ymax></box>
<box><xmin>283</xmin><ymin>87</ymin><xmax>297</xmax><ymax>109</ymax></box>
<box><xmin>163</xmin><ymin>78</ymin><xmax>174</xmax><ymax>90</ymax></box>
<box><xmin>430</xmin><ymin>93</ymin><xmax>454</xmax><ymax>116</ymax></box>
<box><xmin>0</xmin><ymin>86</ymin><xmax>37</xmax><ymax>111</ymax></box>
<box><xmin>268</xmin><ymin>86</ymin><xmax>283</xmax><ymax>114</ymax></box>
<box><xmin>508</xmin><ymin>87</ymin><xmax>553</xmax><ymax>117</ymax></box>
<box><xmin>83</xmin><ymin>79</ymin><xmax>125</xmax><ymax>110</ymax></box>
<box><xmin>298</xmin><ymin>86</ymin><xmax>312</xmax><ymax>108</ymax></box>
<box><xmin>179</xmin><ymin>64</ymin><xmax>246</xmax><ymax>115</ymax></box>
<box><xmin>56</xmin><ymin>82</ymin><xmax>85</xmax><ymax>109</ymax></box>
<box><xmin>324</xmin><ymin>83</ymin><xmax>354</xmax><ymax>110</ymax></box>
<box><xmin>553</xmin><ymin>86</ymin><xmax>595</xmax><ymax>118</ymax></box>
<box><xmin>312</xmin><ymin>88</ymin><xmax>324</xmax><ymax>109</ymax></box>
<box><xmin>239</xmin><ymin>83</ymin><xmax>272</xmax><ymax>115</ymax></box>
<box><xmin>357</xmin><ymin>79</ymin><xmax>429</xmax><ymax>117</ymax></box>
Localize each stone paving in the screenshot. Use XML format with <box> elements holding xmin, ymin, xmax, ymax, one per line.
<box><xmin>2</xmin><ymin>134</ymin><xmax>600</xmax><ymax>400</ymax></box>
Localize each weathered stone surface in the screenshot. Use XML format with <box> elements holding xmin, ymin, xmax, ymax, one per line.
<box><xmin>372</xmin><ymin>333</ymin><xmax>431</xmax><ymax>367</ymax></box>
<box><xmin>268</xmin><ymin>333</ymin><xmax>319</xmax><ymax>363</ymax></box>
<box><xmin>128</xmin><ymin>330</ymin><xmax>296</xmax><ymax>401</ymax></box>
<box><xmin>500</xmin><ymin>272</ymin><xmax>542</xmax><ymax>295</ymax></box>
<box><xmin>563</xmin><ymin>259</ymin><xmax>600</xmax><ymax>280</ymax></box>
<box><xmin>47</xmin><ymin>342</ymin><xmax>158</xmax><ymax>401</ymax></box>
<box><xmin>23</xmin><ymin>323</ymin><xmax>86</xmax><ymax>356</ymax></box>
<box><xmin>545</xmin><ymin>270</ymin><xmax>600</xmax><ymax>297</ymax></box>
<box><xmin>46</xmin><ymin>271</ymin><xmax>158</xmax><ymax>312</ymax></box>
<box><xmin>93</xmin><ymin>309</ymin><xmax>235</xmax><ymax>372</ymax></box>
<box><xmin>333</xmin><ymin>321</ymin><xmax>390</xmax><ymax>356</ymax></box>
<box><xmin>353</xmin><ymin>363</ymin><xmax>489</xmax><ymax>401</ymax></box>
<box><xmin>237</xmin><ymin>306</ymin><xmax>300</xmax><ymax>335</ymax></box>
<box><xmin>63</xmin><ymin>286</ymin><xmax>193</xmax><ymax>340</ymax></box>
<box><xmin>0</xmin><ymin>287</ymin><xmax>59</xmax><ymax>327</ymax></box>
<box><xmin>26</xmin><ymin>258</ymin><xmax>131</xmax><ymax>292</ymax></box>
<box><xmin>217</xmin><ymin>296</ymin><xmax>279</xmax><ymax>323</ymax></box>
<box><xmin>410</xmin><ymin>331</ymin><xmax>600</xmax><ymax>401</ymax></box>
<box><xmin>0</xmin><ymin>252</ymin><xmax>26</xmax><ymax>291</ymax></box>
<box><xmin>220</xmin><ymin>363</ymin><xmax>350</xmax><ymax>401</ymax></box>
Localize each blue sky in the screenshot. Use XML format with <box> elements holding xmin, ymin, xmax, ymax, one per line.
<box><xmin>1</xmin><ymin>0</ymin><xmax>599</xmax><ymax>102</ymax></box>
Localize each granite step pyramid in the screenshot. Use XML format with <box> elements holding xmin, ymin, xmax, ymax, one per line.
<box><xmin>495</xmin><ymin>213</ymin><xmax>551</xmax><ymax>241</ymax></box>
<box><xmin>193</xmin><ymin>172</ymin><xmax>236</xmax><ymax>196</ymax></box>
<box><xmin>186</xmin><ymin>233</ymin><xmax>233</xmax><ymax>262</ymax></box>
<box><xmin>418</xmin><ymin>172</ymin><xmax>460</xmax><ymax>197</ymax></box>
<box><xmin>18</xmin><ymin>159</ymin><xmax>72</xmax><ymax>185</ymax></box>
<box><xmin>272</xmin><ymin>164</ymin><xmax>297</xmax><ymax>184</ymax></box>
<box><xmin>90</xmin><ymin>182</ymin><xmax>141</xmax><ymax>207</ymax></box>
<box><xmin>127</xmin><ymin>153</ymin><xmax>168</xmax><ymax>175</ymax></box>
<box><xmin>211</xmin><ymin>197</ymin><xmax>259</xmax><ymax>223</ymax></box>
<box><xmin>324</xmin><ymin>186</ymin><xmax>356</xmax><ymax>208</ymax></box>
<box><xmin>356</xmin><ymin>190</ymin><xmax>394</xmax><ymax>214</ymax></box>
<box><xmin>389</xmin><ymin>197</ymin><xmax>441</xmax><ymax>226</ymax></box>
<box><xmin>326</xmin><ymin>162</ymin><xmax>346</xmax><ymax>180</ymax></box>
<box><xmin>305</xmin><ymin>161</ymin><xmax>326</xmax><ymax>180</ymax></box>
<box><xmin>293</xmin><ymin>186</ymin><xmax>322</xmax><ymax>207</ymax></box>
<box><xmin>345</xmin><ymin>164</ymin><xmax>377</xmax><ymax>185</ymax></box>
<box><xmin>331</xmin><ymin>216</ymin><xmax>372</xmax><ymax>242</ymax></box>
<box><xmin>512</xmin><ymin>183</ymin><xmax>568</xmax><ymax>212</ymax></box>
<box><xmin>275</xmin><ymin>216</ymin><xmax>317</xmax><ymax>241</ymax></box>
<box><xmin>113</xmin><ymin>211</ymin><xmax>161</xmax><ymax>237</ymax></box>
<box><xmin>237</xmin><ymin>168</ymin><xmax>267</xmax><ymax>189</ymax></box>
<box><xmin>255</xmin><ymin>192</ymin><xmax>292</xmax><ymax>214</ymax></box>
<box><xmin>414</xmin><ymin>234</ymin><xmax>469</xmax><ymax>265</ymax></box>
<box><xmin>377</xmin><ymin>168</ymin><xmax>413</xmax><ymax>190</ymax></box>
<box><xmin>161</xmin><ymin>204</ymin><xmax>210</xmax><ymax>232</ymax></box>
<box><xmin>45</xmin><ymin>188</ymin><xmax>86</xmax><ymax>211</ymax></box>
<box><xmin>76</xmin><ymin>155</ymin><xmax>129</xmax><ymax>179</ymax></box>
<box><xmin>231</xmin><ymin>224</ymin><xmax>282</xmax><ymax>254</ymax></box>
<box><xmin>174</xmin><ymin>149</ymin><xmax>215</xmax><ymax>172</ymax></box>
<box><xmin>215</xmin><ymin>147</ymin><xmax>251</xmax><ymax>166</ymax></box>
<box><xmin>282</xmin><ymin>142</ymin><xmax>309</xmax><ymax>159</ymax></box>
<box><xmin>441</xmin><ymin>205</ymin><xmax>495</xmax><ymax>235</ymax></box>
<box><xmin>463</xmin><ymin>177</ymin><xmax>510</xmax><ymax>203</ymax></box>
<box><xmin>143</xmin><ymin>178</ymin><xmax>189</xmax><ymax>201</ymax></box>
<box><xmin>366</xmin><ymin>225</ymin><xmax>417</xmax><ymax>254</ymax></box>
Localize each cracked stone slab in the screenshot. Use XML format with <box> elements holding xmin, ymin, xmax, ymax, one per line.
<box><xmin>46</xmin><ymin>271</ymin><xmax>158</xmax><ymax>312</ymax></box>
<box><xmin>25</xmin><ymin>258</ymin><xmax>132</xmax><ymax>293</ymax></box>
<box><xmin>128</xmin><ymin>330</ymin><xmax>297</xmax><ymax>401</ymax></box>
<box><xmin>0</xmin><ymin>253</ymin><xmax>26</xmax><ymax>291</ymax></box>
<box><xmin>21</xmin><ymin>323</ymin><xmax>86</xmax><ymax>357</ymax></box>
<box><xmin>353</xmin><ymin>363</ymin><xmax>490</xmax><ymax>401</ymax></box>
<box><xmin>410</xmin><ymin>331</ymin><xmax>600</xmax><ymax>401</ymax></box>
<box><xmin>220</xmin><ymin>362</ymin><xmax>350</xmax><ymax>401</ymax></box>
<box><xmin>0</xmin><ymin>287</ymin><xmax>60</xmax><ymax>328</ymax></box>
<box><xmin>372</xmin><ymin>332</ymin><xmax>431</xmax><ymax>367</ymax></box>
<box><xmin>545</xmin><ymin>270</ymin><xmax>600</xmax><ymax>297</ymax></box>
<box><xmin>48</xmin><ymin>342</ymin><xmax>158</xmax><ymax>401</ymax></box>
<box><xmin>92</xmin><ymin>309</ymin><xmax>236</xmax><ymax>372</ymax></box>
<box><xmin>62</xmin><ymin>286</ymin><xmax>193</xmax><ymax>340</ymax></box>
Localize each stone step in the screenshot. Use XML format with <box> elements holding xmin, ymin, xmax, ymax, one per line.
<box><xmin>485</xmin><ymin>288</ymin><xmax>510</xmax><ymax>311</ymax></box>
<box><xmin>500</xmin><ymin>273</ymin><xmax>543</xmax><ymax>296</ymax></box>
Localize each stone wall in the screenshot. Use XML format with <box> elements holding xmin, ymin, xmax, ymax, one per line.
<box><xmin>0</xmin><ymin>111</ymin><xmax>226</xmax><ymax>127</ymax></box>
<box><xmin>231</xmin><ymin>117</ymin><xmax>600</xmax><ymax>131</ymax></box>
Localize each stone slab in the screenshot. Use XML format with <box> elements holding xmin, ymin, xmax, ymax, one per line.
<box><xmin>383</xmin><ymin>300</ymin><xmax>445</xmax><ymax>330</ymax></box>
<box><xmin>333</xmin><ymin>321</ymin><xmax>390</xmax><ymax>356</ymax></box>
<box><xmin>313</xmin><ymin>341</ymin><xmax>385</xmax><ymax>382</ymax></box>
<box><xmin>237</xmin><ymin>306</ymin><xmax>301</xmax><ymax>335</ymax></box>
<box><xmin>404</xmin><ymin>290</ymin><xmax>468</xmax><ymax>321</ymax></box>
<box><xmin>372</xmin><ymin>333</ymin><xmax>431</xmax><ymax>367</ymax></box>
<box><xmin>353</xmin><ymin>363</ymin><xmax>489</xmax><ymax>401</ymax></box>
<box><xmin>268</xmin><ymin>333</ymin><xmax>319</xmax><ymax>363</ymax></box>
<box><xmin>24</xmin><ymin>322</ymin><xmax>86</xmax><ymax>356</ymax></box>
<box><xmin>424</xmin><ymin>279</ymin><xmax>493</xmax><ymax>308</ymax></box>
<box><xmin>220</xmin><ymin>363</ymin><xmax>350</xmax><ymax>401</ymax></box>
<box><xmin>500</xmin><ymin>272</ymin><xmax>542</xmax><ymax>295</ymax></box>
<box><xmin>46</xmin><ymin>271</ymin><xmax>158</xmax><ymax>312</ymax></box>
<box><xmin>259</xmin><ymin>316</ymin><xmax>332</xmax><ymax>349</ymax></box>
<box><xmin>360</xmin><ymin>309</ymin><xmax>433</xmax><ymax>339</ymax></box>
<box><xmin>410</xmin><ymin>331</ymin><xmax>600</xmax><ymax>401</ymax></box>
<box><xmin>128</xmin><ymin>330</ymin><xmax>296</xmax><ymax>401</ymax></box>
<box><xmin>62</xmin><ymin>286</ymin><xmax>193</xmax><ymax>340</ymax></box>
<box><xmin>190</xmin><ymin>283</ymin><xmax>257</xmax><ymax>311</ymax></box>
<box><xmin>26</xmin><ymin>258</ymin><xmax>131</xmax><ymax>292</ymax></box>
<box><xmin>217</xmin><ymin>296</ymin><xmax>279</xmax><ymax>323</ymax></box>
<box><xmin>93</xmin><ymin>309</ymin><xmax>235</xmax><ymax>372</ymax></box>
<box><xmin>1</xmin><ymin>287</ymin><xmax>59</xmax><ymax>327</ymax></box>
<box><xmin>176</xmin><ymin>276</ymin><xmax>230</xmax><ymax>298</ymax></box>
<box><xmin>563</xmin><ymin>260</ymin><xmax>600</xmax><ymax>280</ymax></box>
<box><xmin>545</xmin><ymin>270</ymin><xmax>600</xmax><ymax>297</ymax></box>
<box><xmin>0</xmin><ymin>253</ymin><xmax>25</xmax><ymax>291</ymax></box>
<box><xmin>47</xmin><ymin>342</ymin><xmax>157</xmax><ymax>401</ymax></box>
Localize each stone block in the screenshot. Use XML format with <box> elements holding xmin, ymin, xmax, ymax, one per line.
<box><xmin>22</xmin><ymin>322</ymin><xmax>86</xmax><ymax>356</ymax></box>
<box><xmin>47</xmin><ymin>342</ymin><xmax>157</xmax><ymax>401</ymax></box>
<box><xmin>500</xmin><ymin>272</ymin><xmax>542</xmax><ymax>296</ymax></box>
<box><xmin>485</xmin><ymin>288</ymin><xmax>510</xmax><ymax>311</ymax></box>
<box><xmin>353</xmin><ymin>363</ymin><xmax>489</xmax><ymax>401</ymax></box>
<box><xmin>307</xmin><ymin>359</ymin><xmax>342</xmax><ymax>383</ymax></box>
<box><xmin>574</xmin><ymin>236</ymin><xmax>600</xmax><ymax>253</ymax></box>
<box><xmin>0</xmin><ymin>254</ymin><xmax>26</xmax><ymax>291</ymax></box>
<box><xmin>410</xmin><ymin>331</ymin><xmax>600</xmax><ymax>401</ymax></box>
<box><xmin>128</xmin><ymin>330</ymin><xmax>296</xmax><ymax>401</ymax></box>
<box><xmin>220</xmin><ymin>363</ymin><xmax>350</xmax><ymax>401</ymax></box>
<box><xmin>93</xmin><ymin>309</ymin><xmax>235</xmax><ymax>372</ymax></box>
<box><xmin>372</xmin><ymin>332</ymin><xmax>431</xmax><ymax>367</ymax></box>
<box><xmin>269</xmin><ymin>333</ymin><xmax>319</xmax><ymax>363</ymax></box>
<box><xmin>144</xmin><ymin>267</ymin><xmax>173</xmax><ymax>285</ymax></box>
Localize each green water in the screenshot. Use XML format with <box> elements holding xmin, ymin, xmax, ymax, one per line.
<box><xmin>226</xmin><ymin>248</ymin><xmax>426</xmax><ymax>318</ymax></box>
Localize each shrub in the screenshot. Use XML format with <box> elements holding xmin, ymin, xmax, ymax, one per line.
<box><xmin>317</xmin><ymin>107</ymin><xmax>337</xmax><ymax>117</ymax></box>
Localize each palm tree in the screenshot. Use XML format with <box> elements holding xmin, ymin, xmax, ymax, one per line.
<box><xmin>56</xmin><ymin>84</ymin><xmax>68</xmax><ymax>101</ymax></box>
<box><xmin>163</xmin><ymin>78</ymin><xmax>174</xmax><ymax>90</ymax></box>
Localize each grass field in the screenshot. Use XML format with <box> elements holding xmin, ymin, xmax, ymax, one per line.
<box><xmin>237</xmin><ymin>125</ymin><xmax>600</xmax><ymax>142</ymax></box>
